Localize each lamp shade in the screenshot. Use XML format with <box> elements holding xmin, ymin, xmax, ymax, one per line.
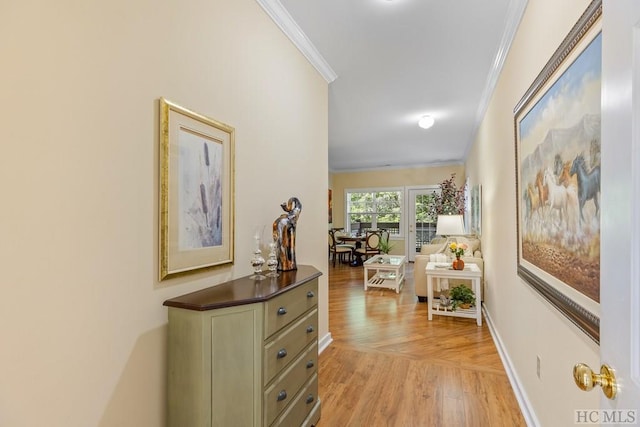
<box><xmin>436</xmin><ymin>215</ymin><xmax>464</xmax><ymax>236</ymax></box>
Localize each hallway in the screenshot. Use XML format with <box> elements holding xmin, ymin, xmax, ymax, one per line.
<box><xmin>317</xmin><ymin>262</ymin><xmax>526</xmax><ymax>426</ymax></box>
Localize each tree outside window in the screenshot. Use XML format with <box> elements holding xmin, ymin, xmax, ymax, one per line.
<box><xmin>346</xmin><ymin>190</ymin><xmax>402</xmax><ymax>236</ymax></box>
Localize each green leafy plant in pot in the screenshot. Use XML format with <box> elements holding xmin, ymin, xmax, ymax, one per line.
<box><xmin>378</xmin><ymin>236</ymin><xmax>394</xmax><ymax>254</ymax></box>
<box><xmin>450</xmin><ymin>284</ymin><xmax>475</xmax><ymax>310</ymax></box>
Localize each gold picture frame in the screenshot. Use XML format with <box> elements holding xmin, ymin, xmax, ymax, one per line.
<box><xmin>514</xmin><ymin>1</ymin><xmax>601</xmax><ymax>343</ymax></box>
<box><xmin>159</xmin><ymin>98</ymin><xmax>235</xmax><ymax>280</ymax></box>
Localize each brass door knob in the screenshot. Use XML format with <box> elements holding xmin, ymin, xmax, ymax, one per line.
<box><xmin>573</xmin><ymin>363</ymin><xmax>617</xmax><ymax>400</ymax></box>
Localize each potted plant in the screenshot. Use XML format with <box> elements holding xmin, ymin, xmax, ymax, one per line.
<box><xmin>448</xmin><ymin>241</ymin><xmax>469</xmax><ymax>270</ymax></box>
<box><xmin>450</xmin><ymin>284</ymin><xmax>475</xmax><ymax>310</ymax></box>
<box><xmin>378</xmin><ymin>236</ymin><xmax>394</xmax><ymax>254</ymax></box>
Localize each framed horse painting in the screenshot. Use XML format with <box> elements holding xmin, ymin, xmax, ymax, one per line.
<box><xmin>514</xmin><ymin>0</ymin><xmax>601</xmax><ymax>343</ymax></box>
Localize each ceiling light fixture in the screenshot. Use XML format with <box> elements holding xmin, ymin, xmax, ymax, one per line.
<box><xmin>418</xmin><ymin>115</ymin><xmax>435</xmax><ymax>129</ymax></box>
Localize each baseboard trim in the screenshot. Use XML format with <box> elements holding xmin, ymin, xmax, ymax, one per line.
<box><xmin>482</xmin><ymin>305</ymin><xmax>540</xmax><ymax>427</ymax></box>
<box><xmin>318</xmin><ymin>332</ymin><xmax>333</xmax><ymax>354</ymax></box>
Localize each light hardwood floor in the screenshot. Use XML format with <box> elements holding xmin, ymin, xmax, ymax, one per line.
<box><xmin>316</xmin><ymin>260</ymin><xmax>526</xmax><ymax>427</ymax></box>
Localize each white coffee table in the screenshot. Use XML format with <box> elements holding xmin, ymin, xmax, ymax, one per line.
<box><xmin>363</xmin><ymin>255</ymin><xmax>406</xmax><ymax>293</ymax></box>
<box><xmin>426</xmin><ymin>262</ymin><xmax>482</xmax><ymax>326</ymax></box>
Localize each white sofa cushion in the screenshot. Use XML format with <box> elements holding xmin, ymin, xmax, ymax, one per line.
<box><xmin>454</xmin><ymin>236</ymin><xmax>473</xmax><ymax>257</ymax></box>
<box><xmin>414</xmin><ymin>235</ymin><xmax>484</xmax><ymax>300</ymax></box>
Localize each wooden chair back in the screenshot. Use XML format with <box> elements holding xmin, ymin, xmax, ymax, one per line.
<box><xmin>328</xmin><ymin>230</ymin><xmax>338</xmax><ymax>250</ymax></box>
<box><xmin>365</xmin><ymin>230</ymin><xmax>382</xmax><ymax>251</ymax></box>
<box><xmin>328</xmin><ymin>229</ymin><xmax>352</xmax><ymax>266</ymax></box>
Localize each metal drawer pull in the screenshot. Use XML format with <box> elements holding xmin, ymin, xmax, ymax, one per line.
<box><xmin>305</xmin><ymin>394</ymin><xmax>314</xmax><ymax>404</ymax></box>
<box><xmin>277</xmin><ymin>307</ymin><xmax>287</xmax><ymax>316</ymax></box>
<box><xmin>306</xmin><ymin>360</ymin><xmax>314</xmax><ymax>369</ymax></box>
<box><xmin>306</xmin><ymin>325</ymin><xmax>314</xmax><ymax>333</ymax></box>
<box><xmin>277</xmin><ymin>348</ymin><xmax>288</xmax><ymax>359</ymax></box>
<box><xmin>277</xmin><ymin>390</ymin><xmax>287</xmax><ymax>402</ymax></box>
<box><xmin>307</xmin><ymin>291</ymin><xmax>315</xmax><ymax>298</ymax></box>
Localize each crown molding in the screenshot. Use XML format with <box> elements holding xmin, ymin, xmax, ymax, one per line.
<box><xmin>329</xmin><ymin>160</ymin><xmax>465</xmax><ymax>174</ymax></box>
<box><xmin>256</xmin><ymin>0</ymin><xmax>338</xmax><ymax>83</ymax></box>
<box><xmin>465</xmin><ymin>0</ymin><xmax>528</xmax><ymax>158</ymax></box>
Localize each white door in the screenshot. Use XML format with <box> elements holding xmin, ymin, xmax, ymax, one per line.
<box><xmin>598</xmin><ymin>0</ymin><xmax>640</xmax><ymax>411</ymax></box>
<box><xmin>407</xmin><ymin>187</ymin><xmax>438</xmax><ymax>262</ymax></box>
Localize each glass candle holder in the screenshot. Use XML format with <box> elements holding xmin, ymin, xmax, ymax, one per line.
<box><xmin>249</xmin><ymin>235</ymin><xmax>266</xmax><ymax>280</ymax></box>
<box><xmin>266</xmin><ymin>241</ymin><xmax>279</xmax><ymax>277</ymax></box>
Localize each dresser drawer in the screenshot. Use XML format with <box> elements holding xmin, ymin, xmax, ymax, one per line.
<box><xmin>264</xmin><ymin>341</ymin><xmax>318</xmax><ymax>426</ymax></box>
<box><xmin>264</xmin><ymin>308</ymin><xmax>318</xmax><ymax>384</ymax></box>
<box><xmin>265</xmin><ymin>279</ymin><xmax>318</xmax><ymax>338</ymax></box>
<box><xmin>270</xmin><ymin>373</ymin><xmax>319</xmax><ymax>427</ymax></box>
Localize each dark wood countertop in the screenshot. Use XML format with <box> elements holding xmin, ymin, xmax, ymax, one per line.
<box><xmin>163</xmin><ymin>265</ymin><xmax>322</xmax><ymax>311</ymax></box>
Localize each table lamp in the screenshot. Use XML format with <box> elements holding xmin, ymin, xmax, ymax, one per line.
<box><xmin>436</xmin><ymin>214</ymin><xmax>465</xmax><ymax>236</ymax></box>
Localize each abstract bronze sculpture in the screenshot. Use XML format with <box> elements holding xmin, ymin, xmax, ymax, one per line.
<box><xmin>272</xmin><ymin>197</ymin><xmax>302</xmax><ymax>271</ymax></box>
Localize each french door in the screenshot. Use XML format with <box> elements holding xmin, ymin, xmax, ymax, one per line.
<box><xmin>407</xmin><ymin>186</ymin><xmax>438</xmax><ymax>262</ymax></box>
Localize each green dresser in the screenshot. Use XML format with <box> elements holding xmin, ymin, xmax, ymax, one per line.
<box><xmin>164</xmin><ymin>265</ymin><xmax>322</xmax><ymax>427</ymax></box>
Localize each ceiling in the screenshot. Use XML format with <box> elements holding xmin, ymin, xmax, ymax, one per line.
<box><xmin>269</xmin><ymin>0</ymin><xmax>528</xmax><ymax>172</ymax></box>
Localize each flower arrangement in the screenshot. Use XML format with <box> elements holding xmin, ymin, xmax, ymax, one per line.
<box><xmin>449</xmin><ymin>242</ymin><xmax>468</xmax><ymax>258</ymax></box>
<box><xmin>427</xmin><ymin>173</ymin><xmax>467</xmax><ymax>218</ymax></box>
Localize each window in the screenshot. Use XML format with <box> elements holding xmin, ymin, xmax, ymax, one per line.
<box><xmin>346</xmin><ymin>189</ymin><xmax>403</xmax><ymax>236</ymax></box>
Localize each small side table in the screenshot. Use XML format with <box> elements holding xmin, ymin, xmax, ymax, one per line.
<box><xmin>363</xmin><ymin>255</ymin><xmax>406</xmax><ymax>293</ymax></box>
<box><xmin>426</xmin><ymin>262</ymin><xmax>482</xmax><ymax>326</ymax></box>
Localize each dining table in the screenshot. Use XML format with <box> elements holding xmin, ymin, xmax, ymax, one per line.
<box><xmin>336</xmin><ymin>235</ymin><xmax>366</xmax><ymax>266</ymax></box>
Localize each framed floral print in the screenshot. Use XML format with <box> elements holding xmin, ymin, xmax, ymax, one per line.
<box><xmin>159</xmin><ymin>98</ymin><xmax>235</xmax><ymax>280</ymax></box>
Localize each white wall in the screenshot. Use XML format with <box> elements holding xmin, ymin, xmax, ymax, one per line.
<box><xmin>0</xmin><ymin>1</ymin><xmax>328</xmax><ymax>425</ymax></box>
<box><xmin>466</xmin><ymin>1</ymin><xmax>600</xmax><ymax>425</ymax></box>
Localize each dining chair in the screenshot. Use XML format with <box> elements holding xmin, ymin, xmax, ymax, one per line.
<box><xmin>355</xmin><ymin>230</ymin><xmax>382</xmax><ymax>261</ymax></box>
<box><xmin>328</xmin><ymin>230</ymin><xmax>354</xmax><ymax>267</ymax></box>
